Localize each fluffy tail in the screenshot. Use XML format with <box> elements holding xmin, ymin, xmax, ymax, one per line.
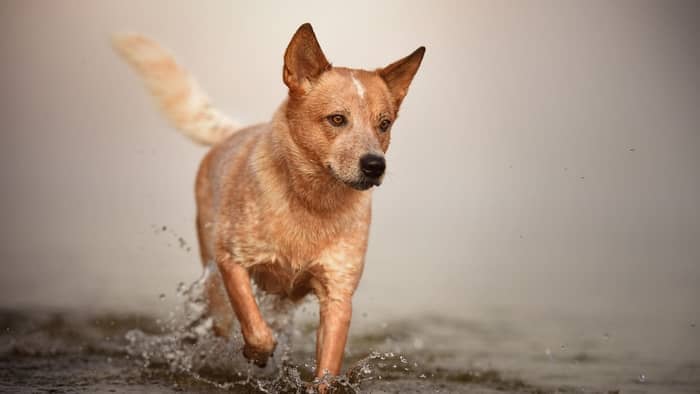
<box><xmin>112</xmin><ymin>33</ymin><xmax>239</xmax><ymax>146</ymax></box>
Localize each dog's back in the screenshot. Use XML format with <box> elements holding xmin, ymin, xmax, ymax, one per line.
<box><xmin>194</xmin><ymin>124</ymin><xmax>267</xmax><ymax>264</ymax></box>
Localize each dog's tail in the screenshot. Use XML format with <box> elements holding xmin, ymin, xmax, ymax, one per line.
<box><xmin>111</xmin><ymin>33</ymin><xmax>239</xmax><ymax>146</ymax></box>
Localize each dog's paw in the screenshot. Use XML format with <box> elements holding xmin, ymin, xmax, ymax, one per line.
<box><xmin>242</xmin><ymin>339</ymin><xmax>276</xmax><ymax>368</ymax></box>
<box><xmin>305</xmin><ymin>380</ymin><xmax>332</xmax><ymax>394</ymax></box>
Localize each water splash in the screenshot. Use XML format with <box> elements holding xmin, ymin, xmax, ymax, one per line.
<box><xmin>123</xmin><ymin>262</ymin><xmax>389</xmax><ymax>392</ymax></box>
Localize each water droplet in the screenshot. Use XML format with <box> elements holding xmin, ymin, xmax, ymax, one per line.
<box><xmin>638</xmin><ymin>373</ymin><xmax>646</xmax><ymax>383</ymax></box>
<box><xmin>419</xmin><ymin>373</ymin><xmax>427</xmax><ymax>379</ymax></box>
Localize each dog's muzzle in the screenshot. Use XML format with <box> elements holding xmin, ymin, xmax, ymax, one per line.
<box><xmin>359</xmin><ymin>154</ymin><xmax>386</xmax><ymax>179</ymax></box>
<box><xmin>327</xmin><ymin>153</ymin><xmax>386</xmax><ymax>190</ymax></box>
<box><xmin>343</xmin><ymin>154</ymin><xmax>384</xmax><ymax>190</ymax></box>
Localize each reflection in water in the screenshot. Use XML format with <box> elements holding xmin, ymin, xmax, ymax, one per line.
<box><xmin>1</xmin><ymin>267</ymin><xmax>699</xmax><ymax>393</ymax></box>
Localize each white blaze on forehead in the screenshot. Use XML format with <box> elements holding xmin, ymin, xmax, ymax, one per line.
<box><xmin>350</xmin><ymin>73</ymin><xmax>365</xmax><ymax>100</ymax></box>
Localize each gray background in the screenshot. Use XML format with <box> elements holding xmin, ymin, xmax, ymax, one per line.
<box><xmin>1</xmin><ymin>0</ymin><xmax>698</xmax><ymax>338</ymax></box>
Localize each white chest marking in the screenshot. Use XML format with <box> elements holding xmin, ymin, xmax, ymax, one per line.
<box><xmin>351</xmin><ymin>73</ymin><xmax>365</xmax><ymax>100</ymax></box>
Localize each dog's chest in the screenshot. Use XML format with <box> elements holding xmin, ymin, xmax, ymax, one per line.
<box><xmin>221</xmin><ymin>183</ymin><xmax>372</xmax><ymax>298</ymax></box>
<box><xmin>229</xmin><ymin>208</ymin><xmax>338</xmax><ymax>269</ymax></box>
<box><xmin>232</xmin><ymin>221</ymin><xmax>324</xmax><ymax>299</ymax></box>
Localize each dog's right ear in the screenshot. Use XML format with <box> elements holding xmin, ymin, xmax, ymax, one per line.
<box><xmin>283</xmin><ymin>23</ymin><xmax>331</xmax><ymax>95</ymax></box>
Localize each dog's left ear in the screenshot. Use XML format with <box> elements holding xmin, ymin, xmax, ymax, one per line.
<box><xmin>283</xmin><ymin>23</ymin><xmax>331</xmax><ymax>95</ymax></box>
<box><xmin>379</xmin><ymin>47</ymin><xmax>426</xmax><ymax>108</ymax></box>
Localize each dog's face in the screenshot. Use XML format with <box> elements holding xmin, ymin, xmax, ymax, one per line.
<box><xmin>283</xmin><ymin>24</ymin><xmax>424</xmax><ymax>191</ymax></box>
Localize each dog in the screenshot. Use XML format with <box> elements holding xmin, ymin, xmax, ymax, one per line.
<box><xmin>113</xmin><ymin>23</ymin><xmax>424</xmax><ymax>383</ymax></box>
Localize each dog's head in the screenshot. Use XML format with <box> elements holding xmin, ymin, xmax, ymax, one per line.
<box><xmin>282</xmin><ymin>23</ymin><xmax>424</xmax><ymax>191</ymax></box>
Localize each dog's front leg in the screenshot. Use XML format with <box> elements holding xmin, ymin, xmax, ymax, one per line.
<box><xmin>217</xmin><ymin>257</ymin><xmax>276</xmax><ymax>367</ymax></box>
<box><xmin>315</xmin><ymin>293</ymin><xmax>352</xmax><ymax>378</ymax></box>
<box><xmin>310</xmin><ymin>246</ymin><xmax>364</xmax><ymax>383</ymax></box>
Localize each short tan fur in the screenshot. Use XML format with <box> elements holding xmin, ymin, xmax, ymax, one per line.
<box><xmin>113</xmin><ymin>23</ymin><xmax>424</xmax><ymax>385</ymax></box>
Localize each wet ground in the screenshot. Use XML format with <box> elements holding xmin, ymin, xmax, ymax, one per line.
<box><xmin>1</xmin><ymin>271</ymin><xmax>699</xmax><ymax>393</ymax></box>
<box><xmin>0</xmin><ymin>308</ymin><xmax>555</xmax><ymax>394</ymax></box>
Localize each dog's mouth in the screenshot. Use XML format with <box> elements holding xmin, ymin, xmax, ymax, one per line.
<box><xmin>326</xmin><ymin>165</ymin><xmax>382</xmax><ymax>191</ymax></box>
<box><xmin>345</xmin><ymin>177</ymin><xmax>382</xmax><ymax>191</ymax></box>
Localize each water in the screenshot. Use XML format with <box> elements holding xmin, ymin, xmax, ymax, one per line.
<box><xmin>1</xmin><ymin>266</ymin><xmax>699</xmax><ymax>393</ymax></box>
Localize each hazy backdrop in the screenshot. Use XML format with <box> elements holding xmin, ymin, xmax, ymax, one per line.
<box><xmin>1</xmin><ymin>0</ymin><xmax>698</xmax><ymax>338</ymax></box>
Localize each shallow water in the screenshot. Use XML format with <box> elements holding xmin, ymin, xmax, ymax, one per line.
<box><xmin>0</xmin><ymin>309</ymin><xmax>552</xmax><ymax>394</ymax></box>
<box><xmin>1</xmin><ymin>269</ymin><xmax>699</xmax><ymax>393</ymax></box>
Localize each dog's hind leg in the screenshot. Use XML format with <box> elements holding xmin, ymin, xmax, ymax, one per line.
<box><xmin>204</xmin><ymin>273</ymin><xmax>235</xmax><ymax>337</ymax></box>
<box><xmin>196</xmin><ymin>214</ymin><xmax>234</xmax><ymax>337</ymax></box>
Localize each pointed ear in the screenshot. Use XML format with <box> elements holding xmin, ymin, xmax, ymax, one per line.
<box><xmin>379</xmin><ymin>46</ymin><xmax>425</xmax><ymax>108</ymax></box>
<box><xmin>283</xmin><ymin>23</ymin><xmax>331</xmax><ymax>95</ymax></box>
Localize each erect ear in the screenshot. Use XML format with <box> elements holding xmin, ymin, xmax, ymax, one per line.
<box><xmin>283</xmin><ymin>23</ymin><xmax>331</xmax><ymax>95</ymax></box>
<box><xmin>379</xmin><ymin>46</ymin><xmax>425</xmax><ymax>108</ymax></box>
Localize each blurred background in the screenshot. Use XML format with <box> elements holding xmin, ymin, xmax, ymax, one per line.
<box><xmin>1</xmin><ymin>1</ymin><xmax>699</xmax><ymax>391</ymax></box>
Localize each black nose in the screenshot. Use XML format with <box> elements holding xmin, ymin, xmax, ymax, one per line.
<box><xmin>360</xmin><ymin>154</ymin><xmax>386</xmax><ymax>178</ymax></box>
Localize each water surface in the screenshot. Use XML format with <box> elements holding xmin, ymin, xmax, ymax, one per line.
<box><xmin>2</xmin><ymin>271</ymin><xmax>698</xmax><ymax>393</ymax></box>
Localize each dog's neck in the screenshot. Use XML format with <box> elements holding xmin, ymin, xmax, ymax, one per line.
<box><xmin>264</xmin><ymin>103</ymin><xmax>368</xmax><ymax>214</ymax></box>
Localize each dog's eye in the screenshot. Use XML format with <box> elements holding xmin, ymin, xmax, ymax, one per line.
<box><xmin>379</xmin><ymin>119</ymin><xmax>392</xmax><ymax>132</ymax></box>
<box><xmin>327</xmin><ymin>114</ymin><xmax>347</xmax><ymax>127</ymax></box>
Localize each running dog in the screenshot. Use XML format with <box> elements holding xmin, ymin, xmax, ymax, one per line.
<box><xmin>113</xmin><ymin>23</ymin><xmax>424</xmax><ymax>382</ymax></box>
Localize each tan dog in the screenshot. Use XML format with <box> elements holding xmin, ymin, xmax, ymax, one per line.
<box><xmin>113</xmin><ymin>23</ymin><xmax>424</xmax><ymax>382</ymax></box>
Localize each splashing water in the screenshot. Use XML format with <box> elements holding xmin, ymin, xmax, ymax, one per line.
<box><xmin>123</xmin><ymin>262</ymin><xmax>381</xmax><ymax>393</ymax></box>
